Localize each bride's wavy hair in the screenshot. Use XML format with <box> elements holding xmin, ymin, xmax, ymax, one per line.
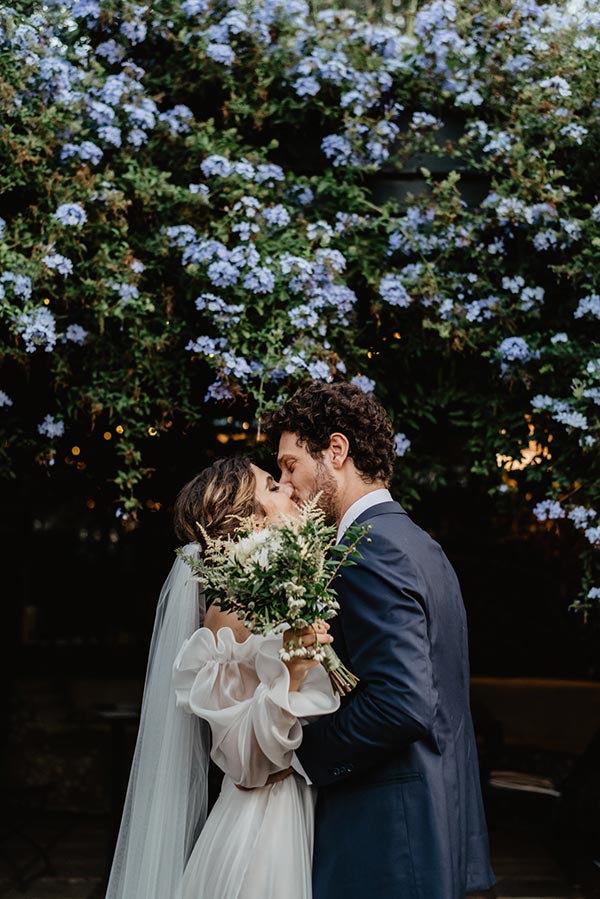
<box><xmin>173</xmin><ymin>455</ymin><xmax>262</xmax><ymax>548</ymax></box>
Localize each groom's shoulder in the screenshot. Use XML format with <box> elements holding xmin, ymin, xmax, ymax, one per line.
<box><xmin>355</xmin><ymin>500</ymin><xmax>409</xmax><ymax>528</ymax></box>
<box><xmin>356</xmin><ymin>501</ymin><xmax>440</xmax><ymax>551</ymax></box>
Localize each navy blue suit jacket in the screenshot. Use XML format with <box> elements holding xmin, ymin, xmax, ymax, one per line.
<box><xmin>296</xmin><ymin>501</ymin><xmax>496</xmax><ymax>899</ymax></box>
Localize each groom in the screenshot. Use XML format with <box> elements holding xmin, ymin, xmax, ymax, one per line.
<box><xmin>264</xmin><ymin>380</ymin><xmax>496</xmax><ymax>899</ymax></box>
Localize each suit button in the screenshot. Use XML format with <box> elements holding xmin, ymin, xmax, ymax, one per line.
<box><xmin>330</xmin><ymin>767</ymin><xmax>341</xmax><ymax>777</ymax></box>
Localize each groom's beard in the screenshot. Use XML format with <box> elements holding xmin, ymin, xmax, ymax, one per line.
<box><xmin>308</xmin><ymin>462</ymin><xmax>340</xmax><ymax>525</ymax></box>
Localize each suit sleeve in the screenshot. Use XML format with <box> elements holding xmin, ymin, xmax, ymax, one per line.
<box><xmin>296</xmin><ymin>532</ymin><xmax>438</xmax><ymax>786</ymax></box>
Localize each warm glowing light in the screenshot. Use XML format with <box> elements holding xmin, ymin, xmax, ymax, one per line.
<box><xmin>86</xmin><ymin>499</ymin><xmax>96</xmax><ymax>509</ymax></box>
<box><xmin>393</xmin><ymin>332</ymin><xmax>401</xmax><ymax>339</ymax></box>
<box><xmin>71</xmin><ymin>446</ymin><xmax>81</xmax><ymax>456</ymax></box>
<box><xmin>496</xmin><ymin>441</ymin><xmax>551</xmax><ymax>471</ymax></box>
<box><xmin>216</xmin><ymin>433</ymin><xmax>229</xmax><ymax>444</ymax></box>
<box><xmin>166</xmin><ymin>420</ymin><xmax>173</xmax><ymax>429</ymax></box>
<box><xmin>76</xmin><ymin>461</ymin><xmax>86</xmax><ymax>471</ymax></box>
<box><xmin>367</xmin><ymin>351</ymin><xmax>373</xmax><ymax>359</ymax></box>
<box><xmin>43</xmin><ymin>297</ymin><xmax>50</xmax><ymax>305</ymax></box>
<box><xmin>104</xmin><ymin>431</ymin><xmax>112</xmax><ymax>441</ymax></box>
<box><xmin>242</xmin><ymin>422</ymin><xmax>250</xmax><ymax>430</ymax></box>
<box><xmin>116</xmin><ymin>425</ymin><xmax>124</xmax><ymax>434</ymax></box>
<box><xmin>148</xmin><ymin>427</ymin><xmax>158</xmax><ymax>437</ymax></box>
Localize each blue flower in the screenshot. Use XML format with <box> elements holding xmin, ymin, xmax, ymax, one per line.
<box><xmin>584</xmin><ymin>526</ymin><xmax>600</xmax><ymax>545</ymax></box>
<box><xmin>553</xmin><ymin>408</ymin><xmax>588</xmax><ymax>430</ymax></box>
<box><xmin>410</xmin><ymin>111</ymin><xmax>444</xmax><ymax>128</ymax></box>
<box><xmin>17</xmin><ymin>306</ymin><xmax>57</xmax><ymax>353</ymax></box>
<box><xmin>568</xmin><ymin>506</ymin><xmax>597</xmax><ymax>529</ymax></box>
<box><xmin>1</xmin><ymin>271</ymin><xmax>33</xmax><ymax>299</ymax></box>
<box><xmin>95</xmin><ymin>39</ymin><xmax>125</xmax><ymax>63</ymax></box>
<box><xmin>182</xmin><ymin>0</ymin><xmax>209</xmax><ymax>15</ymax></box>
<box><xmin>532</xmin><ymin>229</ymin><xmax>558</xmax><ymax>251</ymax></box>
<box><xmin>127</xmin><ymin>128</ymin><xmax>148</xmax><ymax>148</ymax></box>
<box><xmin>54</xmin><ymin>202</ymin><xmax>87</xmax><ymax>226</ymax></box>
<box><xmin>379</xmin><ymin>274</ymin><xmax>411</xmax><ymax>307</ymax></box>
<box><xmin>321</xmin><ymin>134</ymin><xmax>353</xmax><ymax>166</ymax></box>
<box><xmin>61</xmin><ymin>141</ymin><xmax>103</xmax><ymax>165</ymax></box>
<box><xmin>263</xmin><ymin>205</ymin><xmax>291</xmax><ymax>228</ymax></box>
<box><xmin>207</xmin><ymin>260</ymin><xmax>240</xmax><ymax>287</ymax></box>
<box><xmin>63</xmin><ymin>324</ymin><xmax>88</xmax><ymax>345</ymax></box>
<box><xmin>205</xmin><ymin>378</ymin><xmax>233</xmax><ymax>402</ymax></box>
<box><xmin>454</xmin><ymin>87</ymin><xmax>483</xmax><ymax>107</ymax></box>
<box><xmin>497</xmin><ymin>336</ymin><xmax>531</xmax><ymax>362</ymax></box>
<box><xmin>206</xmin><ymin>42</ymin><xmax>235</xmax><ymax>66</ymax></box>
<box><xmin>120</xmin><ymin>14</ymin><xmax>147</xmax><ymax>45</ymax></box>
<box><xmin>159</xmin><ymin>104</ymin><xmax>194</xmax><ymax>135</ymax></box>
<box><xmin>255</xmin><ymin>163</ymin><xmax>285</xmax><ymax>184</ymax></box>
<box><xmin>98</xmin><ymin>126</ymin><xmax>122</xmax><ymax>147</ymax></box>
<box><xmin>307</xmin><ymin>360</ymin><xmax>332</xmax><ymax>381</ymax></box>
<box><xmin>243</xmin><ymin>266</ymin><xmax>275</xmax><ymax>294</ymax></box>
<box><xmin>293</xmin><ymin>186</ymin><xmax>314</xmax><ymax>206</ymax></box>
<box><xmin>295</xmin><ymin>76</ymin><xmax>320</xmax><ymax>96</ymax></box>
<box><xmin>560</xmin><ymin>123</ymin><xmax>588</xmax><ymax>145</ymax></box>
<box><xmin>115</xmin><ymin>282</ymin><xmax>140</xmax><ymax>303</ymax></box>
<box><xmin>393</xmin><ymin>432</ymin><xmax>411</xmax><ymax>457</ymax></box>
<box><xmin>186</xmin><ymin>335</ymin><xmax>227</xmax><ymax>355</ymax></box>
<box><xmin>38</xmin><ymin>414</ymin><xmax>65</xmax><ymax>439</ymax></box>
<box><xmin>351</xmin><ymin>375</ymin><xmax>375</xmax><ymax>394</ymax></box>
<box><xmin>42</xmin><ymin>252</ymin><xmax>73</xmax><ymax>275</ymax></box>
<box><xmin>533</xmin><ymin>499</ymin><xmax>565</xmax><ymax>521</ymax></box>
<box><xmin>201</xmin><ymin>154</ymin><xmax>232</xmax><ymax>178</ymax></box>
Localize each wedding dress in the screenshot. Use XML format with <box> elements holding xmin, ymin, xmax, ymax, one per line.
<box><xmin>172</xmin><ymin>625</ymin><xmax>340</xmax><ymax>899</ymax></box>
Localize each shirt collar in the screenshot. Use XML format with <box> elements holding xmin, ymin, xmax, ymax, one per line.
<box><xmin>336</xmin><ymin>488</ymin><xmax>393</xmax><ymax>543</ymax></box>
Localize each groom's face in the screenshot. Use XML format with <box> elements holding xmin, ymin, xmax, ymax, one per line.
<box><xmin>277</xmin><ymin>431</ymin><xmax>341</xmax><ymax>524</ymax></box>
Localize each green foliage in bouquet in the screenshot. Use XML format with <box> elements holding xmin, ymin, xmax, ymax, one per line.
<box><xmin>177</xmin><ymin>496</ymin><xmax>370</xmax><ymax>694</ymax></box>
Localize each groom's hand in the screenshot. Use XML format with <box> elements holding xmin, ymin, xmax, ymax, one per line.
<box><xmin>235</xmin><ymin>767</ymin><xmax>294</xmax><ymax>791</ymax></box>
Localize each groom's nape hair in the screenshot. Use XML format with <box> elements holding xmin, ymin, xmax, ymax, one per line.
<box><xmin>263</xmin><ymin>380</ymin><xmax>396</xmax><ymax>486</ymax></box>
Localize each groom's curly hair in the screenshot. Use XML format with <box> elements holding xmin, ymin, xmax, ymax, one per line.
<box><xmin>263</xmin><ymin>380</ymin><xmax>396</xmax><ymax>485</ymax></box>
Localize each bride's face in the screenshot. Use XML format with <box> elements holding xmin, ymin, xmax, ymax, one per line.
<box><xmin>251</xmin><ymin>464</ymin><xmax>299</xmax><ymax>523</ymax></box>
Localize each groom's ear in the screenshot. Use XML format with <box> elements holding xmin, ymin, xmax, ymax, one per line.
<box><xmin>328</xmin><ymin>432</ymin><xmax>350</xmax><ymax>469</ymax></box>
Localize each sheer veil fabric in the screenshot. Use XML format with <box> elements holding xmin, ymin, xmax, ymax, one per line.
<box><xmin>105</xmin><ymin>543</ymin><xmax>210</xmax><ymax>899</ymax></box>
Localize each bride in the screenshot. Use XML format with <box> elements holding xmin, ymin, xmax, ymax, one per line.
<box><xmin>105</xmin><ymin>455</ymin><xmax>340</xmax><ymax>899</ymax></box>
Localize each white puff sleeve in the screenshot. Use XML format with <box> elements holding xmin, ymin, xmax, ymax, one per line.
<box><xmin>172</xmin><ymin>627</ymin><xmax>340</xmax><ymax>788</ymax></box>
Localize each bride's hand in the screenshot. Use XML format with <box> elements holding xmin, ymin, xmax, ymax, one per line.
<box><xmin>282</xmin><ymin>620</ymin><xmax>333</xmax><ymax>692</ymax></box>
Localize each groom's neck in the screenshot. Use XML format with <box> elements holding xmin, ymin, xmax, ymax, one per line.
<box><xmin>336</xmin><ymin>479</ymin><xmax>387</xmax><ymax>526</ymax></box>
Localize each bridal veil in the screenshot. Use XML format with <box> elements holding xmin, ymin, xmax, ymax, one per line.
<box><xmin>105</xmin><ymin>543</ymin><xmax>210</xmax><ymax>899</ymax></box>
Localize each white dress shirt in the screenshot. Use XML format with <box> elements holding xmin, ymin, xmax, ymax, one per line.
<box><xmin>291</xmin><ymin>487</ymin><xmax>394</xmax><ymax>785</ymax></box>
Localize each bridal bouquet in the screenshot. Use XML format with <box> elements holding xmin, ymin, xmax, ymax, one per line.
<box><xmin>177</xmin><ymin>496</ymin><xmax>369</xmax><ymax>695</ymax></box>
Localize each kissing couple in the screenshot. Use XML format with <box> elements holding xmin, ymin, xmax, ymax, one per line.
<box><xmin>105</xmin><ymin>380</ymin><xmax>496</xmax><ymax>899</ymax></box>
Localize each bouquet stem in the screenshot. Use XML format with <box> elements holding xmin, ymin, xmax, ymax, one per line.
<box><xmin>320</xmin><ymin>644</ymin><xmax>359</xmax><ymax>696</ymax></box>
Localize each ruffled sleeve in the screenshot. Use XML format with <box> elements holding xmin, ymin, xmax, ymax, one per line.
<box><xmin>172</xmin><ymin>627</ymin><xmax>340</xmax><ymax>788</ymax></box>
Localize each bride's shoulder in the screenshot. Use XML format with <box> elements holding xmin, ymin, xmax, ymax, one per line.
<box><xmin>204</xmin><ymin>605</ymin><xmax>253</xmax><ymax>645</ymax></box>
